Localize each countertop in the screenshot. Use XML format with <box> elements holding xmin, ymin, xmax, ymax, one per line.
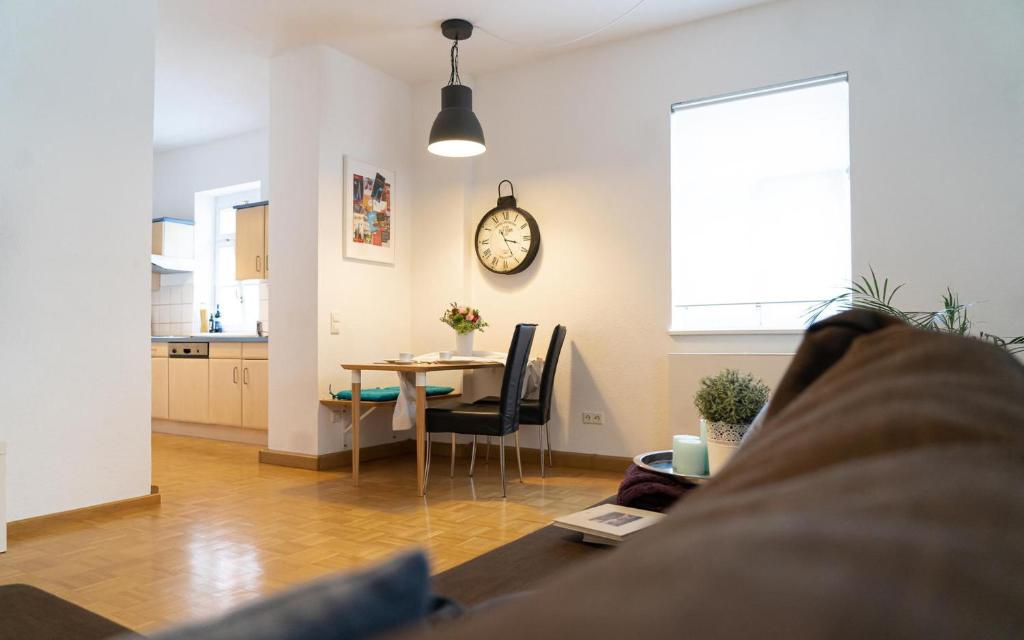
<box><xmin>151</xmin><ymin>334</ymin><xmax>268</xmax><ymax>343</ymax></box>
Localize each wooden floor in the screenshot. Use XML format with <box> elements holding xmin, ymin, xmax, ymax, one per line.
<box><xmin>0</xmin><ymin>433</ymin><xmax>621</xmax><ymax>633</ymax></box>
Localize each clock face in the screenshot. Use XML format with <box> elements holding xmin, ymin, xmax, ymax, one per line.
<box><xmin>475</xmin><ymin>207</ymin><xmax>540</xmax><ymax>274</ymax></box>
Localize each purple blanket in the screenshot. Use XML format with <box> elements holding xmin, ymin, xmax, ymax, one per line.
<box><xmin>616</xmin><ymin>464</ymin><xmax>696</xmax><ymax>512</ymax></box>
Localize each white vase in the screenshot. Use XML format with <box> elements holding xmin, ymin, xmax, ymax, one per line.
<box><xmin>455</xmin><ymin>331</ymin><xmax>474</xmax><ymax>356</ymax></box>
<box><xmin>705</xmin><ymin>421</ymin><xmax>748</xmax><ymax>475</ymax></box>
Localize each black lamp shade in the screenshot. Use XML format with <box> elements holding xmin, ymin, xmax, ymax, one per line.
<box><xmin>428</xmin><ymin>84</ymin><xmax>486</xmax><ymax>157</ymax></box>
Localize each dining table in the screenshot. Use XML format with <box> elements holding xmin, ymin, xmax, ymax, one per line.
<box><xmin>340</xmin><ymin>359</ymin><xmax>504</xmax><ymax>495</ymax></box>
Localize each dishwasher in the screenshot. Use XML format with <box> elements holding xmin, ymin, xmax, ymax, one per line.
<box><xmin>168</xmin><ymin>342</ymin><xmax>209</xmax><ymax>423</ymax></box>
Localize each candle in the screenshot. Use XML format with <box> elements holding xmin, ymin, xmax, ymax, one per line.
<box><xmin>673</xmin><ymin>434</ymin><xmax>707</xmax><ymax>476</ymax></box>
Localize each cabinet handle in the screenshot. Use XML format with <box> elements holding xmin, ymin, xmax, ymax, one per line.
<box><xmin>256</xmin><ymin>255</ymin><xmax>261</xmax><ymax>273</ymax></box>
<box><xmin>243</xmin><ymin>367</ymin><xmax>250</xmax><ymax>384</ymax></box>
<box><xmin>233</xmin><ymin>366</ymin><xmax>239</xmax><ymax>383</ymax></box>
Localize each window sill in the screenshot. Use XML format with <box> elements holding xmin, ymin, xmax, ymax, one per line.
<box><xmin>668</xmin><ymin>329</ymin><xmax>805</xmax><ymax>336</ymax></box>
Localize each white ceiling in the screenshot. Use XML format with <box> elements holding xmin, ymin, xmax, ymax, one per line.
<box><xmin>154</xmin><ymin>0</ymin><xmax>775</xmax><ymax>151</ymax></box>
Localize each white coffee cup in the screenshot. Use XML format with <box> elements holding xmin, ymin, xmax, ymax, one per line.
<box><xmin>438</xmin><ymin>351</ymin><xmax>453</xmax><ymax>361</ymax></box>
<box><xmin>398</xmin><ymin>352</ymin><xmax>414</xmax><ymax>362</ymax></box>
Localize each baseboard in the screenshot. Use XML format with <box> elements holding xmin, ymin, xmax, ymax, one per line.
<box><xmin>8</xmin><ymin>486</ymin><xmax>161</xmax><ymax>535</ymax></box>
<box><xmin>259</xmin><ymin>440</ymin><xmax>416</xmax><ymax>471</ymax></box>
<box><xmin>153</xmin><ymin>419</ymin><xmax>268</xmax><ymax>446</ymax></box>
<box><xmin>261</xmin><ymin>438</ymin><xmax>631</xmax><ymax>474</ymax></box>
<box><xmin>428</xmin><ymin>439</ymin><xmax>632</xmax><ymax>473</ymax></box>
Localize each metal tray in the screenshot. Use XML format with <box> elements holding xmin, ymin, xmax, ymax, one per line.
<box><xmin>633</xmin><ymin>450</ymin><xmax>709</xmax><ymax>484</ymax></box>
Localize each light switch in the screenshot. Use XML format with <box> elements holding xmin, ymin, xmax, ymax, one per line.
<box><xmin>330</xmin><ymin>311</ymin><xmax>341</xmax><ymax>335</ymax></box>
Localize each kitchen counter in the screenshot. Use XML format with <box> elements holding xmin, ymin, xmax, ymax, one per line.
<box><xmin>151</xmin><ymin>334</ymin><xmax>268</xmax><ymax>343</ymax></box>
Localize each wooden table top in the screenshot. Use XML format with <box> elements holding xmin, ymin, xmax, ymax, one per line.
<box><xmin>341</xmin><ymin>361</ymin><xmax>503</xmax><ymax>373</ymax></box>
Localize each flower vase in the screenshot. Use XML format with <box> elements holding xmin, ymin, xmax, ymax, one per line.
<box><xmin>455</xmin><ymin>331</ymin><xmax>474</xmax><ymax>356</ymax></box>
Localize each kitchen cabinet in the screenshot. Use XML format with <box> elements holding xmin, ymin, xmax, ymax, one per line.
<box><xmin>169</xmin><ymin>358</ymin><xmax>209</xmax><ymax>423</ymax></box>
<box><xmin>152</xmin><ymin>357</ymin><xmax>168</xmax><ymax>419</ymax></box>
<box><xmin>152</xmin><ymin>218</ymin><xmax>194</xmax><ymax>258</ymax></box>
<box><xmin>235</xmin><ymin>203</ymin><xmax>268</xmax><ymax>281</ymax></box>
<box><xmin>208</xmin><ymin>359</ymin><xmax>242</xmax><ymax>426</ymax></box>
<box><xmin>242</xmin><ymin>359</ymin><xmax>268</xmax><ymax>430</ymax></box>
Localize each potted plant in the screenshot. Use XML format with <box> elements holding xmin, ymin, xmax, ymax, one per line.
<box><xmin>694</xmin><ymin>369</ymin><xmax>770</xmax><ymax>475</ymax></box>
<box><xmin>440</xmin><ymin>302</ymin><xmax>489</xmax><ymax>356</ymax></box>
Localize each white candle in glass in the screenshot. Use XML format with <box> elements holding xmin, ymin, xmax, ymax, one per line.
<box><xmin>672</xmin><ymin>435</ymin><xmax>707</xmax><ymax>476</ymax></box>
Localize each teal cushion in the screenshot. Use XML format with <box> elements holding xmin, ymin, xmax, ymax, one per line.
<box><xmin>332</xmin><ymin>386</ymin><xmax>454</xmax><ymax>402</ymax></box>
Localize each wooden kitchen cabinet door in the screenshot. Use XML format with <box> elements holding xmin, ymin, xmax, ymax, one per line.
<box><xmin>209</xmin><ymin>359</ymin><xmax>242</xmax><ymax>427</ymax></box>
<box><xmin>235</xmin><ymin>205</ymin><xmax>266</xmax><ymax>281</ymax></box>
<box><xmin>241</xmin><ymin>359</ymin><xmax>268</xmax><ymax>430</ymax></box>
<box><xmin>152</xmin><ymin>357</ymin><xmax>169</xmax><ymax>419</ymax></box>
<box><xmin>169</xmin><ymin>358</ymin><xmax>209</xmax><ymax>423</ymax></box>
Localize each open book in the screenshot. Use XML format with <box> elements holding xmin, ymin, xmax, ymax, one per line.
<box><xmin>553</xmin><ymin>503</ymin><xmax>665</xmax><ymax>546</ymax></box>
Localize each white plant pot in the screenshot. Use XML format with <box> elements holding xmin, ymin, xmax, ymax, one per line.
<box><xmin>455</xmin><ymin>331</ymin><xmax>474</xmax><ymax>356</ymax></box>
<box><xmin>705</xmin><ymin>421</ymin><xmax>749</xmax><ymax>475</ymax></box>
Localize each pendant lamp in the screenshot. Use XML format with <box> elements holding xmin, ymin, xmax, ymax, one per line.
<box><xmin>428</xmin><ymin>19</ymin><xmax>486</xmax><ymax>157</ymax></box>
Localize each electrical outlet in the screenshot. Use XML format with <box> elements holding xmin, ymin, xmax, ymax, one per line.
<box><xmin>582</xmin><ymin>411</ymin><xmax>604</xmax><ymax>425</ymax></box>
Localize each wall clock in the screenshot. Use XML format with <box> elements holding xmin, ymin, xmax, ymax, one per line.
<box><xmin>475</xmin><ymin>180</ymin><xmax>540</xmax><ymax>274</ymax></box>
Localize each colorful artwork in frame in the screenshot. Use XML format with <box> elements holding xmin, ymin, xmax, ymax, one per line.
<box><xmin>344</xmin><ymin>157</ymin><xmax>396</xmax><ymax>264</ymax></box>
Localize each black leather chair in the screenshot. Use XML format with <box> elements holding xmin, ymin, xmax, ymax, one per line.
<box><xmin>424</xmin><ymin>323</ymin><xmax>537</xmax><ymax>497</ymax></box>
<box><xmin>476</xmin><ymin>325</ymin><xmax>566</xmax><ymax>477</ymax></box>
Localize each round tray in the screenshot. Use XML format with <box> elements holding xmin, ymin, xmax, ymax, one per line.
<box><xmin>633</xmin><ymin>450</ymin><xmax>709</xmax><ymax>483</ymax></box>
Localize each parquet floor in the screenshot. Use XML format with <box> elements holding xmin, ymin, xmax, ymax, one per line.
<box><xmin>0</xmin><ymin>433</ymin><xmax>621</xmax><ymax>633</ymax></box>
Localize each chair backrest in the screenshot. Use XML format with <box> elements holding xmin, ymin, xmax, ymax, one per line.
<box><xmin>537</xmin><ymin>325</ymin><xmax>567</xmax><ymax>423</ymax></box>
<box><xmin>498</xmin><ymin>323</ymin><xmax>538</xmax><ymax>434</ymax></box>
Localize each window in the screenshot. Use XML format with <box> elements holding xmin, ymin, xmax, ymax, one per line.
<box><xmin>670</xmin><ymin>73</ymin><xmax>851</xmax><ymax>332</ymax></box>
<box><xmin>213</xmin><ymin>189</ymin><xmax>261</xmax><ymax>332</ymax></box>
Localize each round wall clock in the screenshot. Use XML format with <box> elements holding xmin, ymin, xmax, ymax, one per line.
<box><xmin>475</xmin><ymin>180</ymin><xmax>540</xmax><ymax>275</ymax></box>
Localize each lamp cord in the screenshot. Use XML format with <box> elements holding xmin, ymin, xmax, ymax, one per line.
<box><xmin>475</xmin><ymin>0</ymin><xmax>648</xmax><ymax>49</ymax></box>
<box><xmin>448</xmin><ymin>39</ymin><xmax>461</xmax><ymax>86</ymax></box>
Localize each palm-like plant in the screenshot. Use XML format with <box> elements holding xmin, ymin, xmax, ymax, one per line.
<box><xmin>806</xmin><ymin>267</ymin><xmax>1024</xmax><ymax>355</ymax></box>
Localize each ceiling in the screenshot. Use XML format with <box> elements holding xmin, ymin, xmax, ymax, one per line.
<box><xmin>154</xmin><ymin>0</ymin><xmax>775</xmax><ymax>151</ymax></box>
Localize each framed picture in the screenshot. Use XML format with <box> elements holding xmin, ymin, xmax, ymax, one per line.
<box><xmin>344</xmin><ymin>157</ymin><xmax>396</xmax><ymax>264</ymax></box>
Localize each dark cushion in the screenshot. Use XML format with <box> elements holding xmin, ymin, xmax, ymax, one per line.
<box><xmin>138</xmin><ymin>550</ymin><xmax>434</xmax><ymax>640</ymax></box>
<box><xmin>473</xmin><ymin>396</ymin><xmax>543</xmax><ymax>425</ymax></box>
<box><xmin>426</xmin><ymin>402</ymin><xmax>513</xmax><ymax>437</ymax></box>
<box><xmin>0</xmin><ymin>584</ymin><xmax>137</xmax><ymax>640</ymax></box>
<box><xmin>397</xmin><ymin>311</ymin><xmax>1024</xmax><ymax>639</ymax></box>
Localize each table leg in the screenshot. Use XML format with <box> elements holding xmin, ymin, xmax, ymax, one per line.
<box><xmin>416</xmin><ymin>372</ymin><xmax>427</xmax><ymax>496</ymax></box>
<box><xmin>351</xmin><ymin>371</ymin><xmax>361</xmax><ymax>486</ymax></box>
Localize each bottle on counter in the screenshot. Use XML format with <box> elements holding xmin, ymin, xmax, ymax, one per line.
<box><xmin>213</xmin><ymin>305</ymin><xmax>222</xmax><ymax>333</ymax></box>
<box><xmin>199</xmin><ymin>304</ymin><xmax>209</xmax><ymax>333</ymax></box>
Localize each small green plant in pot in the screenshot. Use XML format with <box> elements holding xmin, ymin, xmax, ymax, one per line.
<box><xmin>694</xmin><ymin>369</ymin><xmax>770</xmax><ymax>474</ymax></box>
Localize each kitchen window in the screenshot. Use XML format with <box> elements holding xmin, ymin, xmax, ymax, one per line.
<box><xmin>213</xmin><ymin>190</ymin><xmax>261</xmax><ymax>332</ymax></box>
<box><xmin>670</xmin><ymin>73</ymin><xmax>851</xmax><ymax>332</ymax></box>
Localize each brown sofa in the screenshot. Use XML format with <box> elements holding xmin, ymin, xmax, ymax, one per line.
<box><xmin>409</xmin><ymin>311</ymin><xmax>1024</xmax><ymax>638</ymax></box>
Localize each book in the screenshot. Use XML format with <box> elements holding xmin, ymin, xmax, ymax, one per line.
<box><xmin>553</xmin><ymin>503</ymin><xmax>665</xmax><ymax>545</ymax></box>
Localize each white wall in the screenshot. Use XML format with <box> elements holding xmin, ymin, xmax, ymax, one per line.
<box><xmin>153</xmin><ymin>129</ymin><xmax>268</xmax><ymax>218</ymax></box>
<box><xmin>410</xmin><ymin>0</ymin><xmax>1024</xmax><ymax>457</ymax></box>
<box><xmin>0</xmin><ymin>0</ymin><xmax>155</xmax><ymax>520</ymax></box>
<box><xmin>268</xmin><ymin>46</ymin><xmax>414</xmax><ymax>455</ymax></box>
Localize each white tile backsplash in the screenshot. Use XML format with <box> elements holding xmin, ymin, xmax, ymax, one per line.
<box><xmin>151</xmin><ymin>272</ymin><xmax>269</xmax><ymax>336</ymax></box>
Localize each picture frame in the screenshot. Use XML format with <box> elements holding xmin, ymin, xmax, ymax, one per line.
<box><xmin>343</xmin><ymin>156</ymin><xmax>396</xmax><ymax>264</ymax></box>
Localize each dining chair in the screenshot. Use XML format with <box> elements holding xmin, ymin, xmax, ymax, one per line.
<box><xmin>423</xmin><ymin>323</ymin><xmax>537</xmax><ymax>497</ymax></box>
<box><xmin>476</xmin><ymin>325</ymin><xmax>566</xmax><ymax>477</ymax></box>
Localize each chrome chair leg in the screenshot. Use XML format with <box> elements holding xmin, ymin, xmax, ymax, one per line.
<box><xmin>545</xmin><ymin>421</ymin><xmax>554</xmax><ymax>466</ymax></box>
<box><xmin>499</xmin><ymin>435</ymin><xmax>507</xmax><ymax>498</ymax></box>
<box><xmin>424</xmin><ymin>433</ymin><xmax>432</xmax><ymax>494</ymax></box>
<box><xmin>539</xmin><ymin>425</ymin><xmax>546</xmax><ymax>478</ymax></box>
<box><xmin>450</xmin><ymin>433</ymin><xmax>456</xmax><ymax>478</ymax></box>
<box><xmin>469</xmin><ymin>436</ymin><xmax>478</xmax><ymax>477</ymax></box>
<box><xmin>514</xmin><ymin>431</ymin><xmax>524</xmax><ymax>482</ymax></box>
